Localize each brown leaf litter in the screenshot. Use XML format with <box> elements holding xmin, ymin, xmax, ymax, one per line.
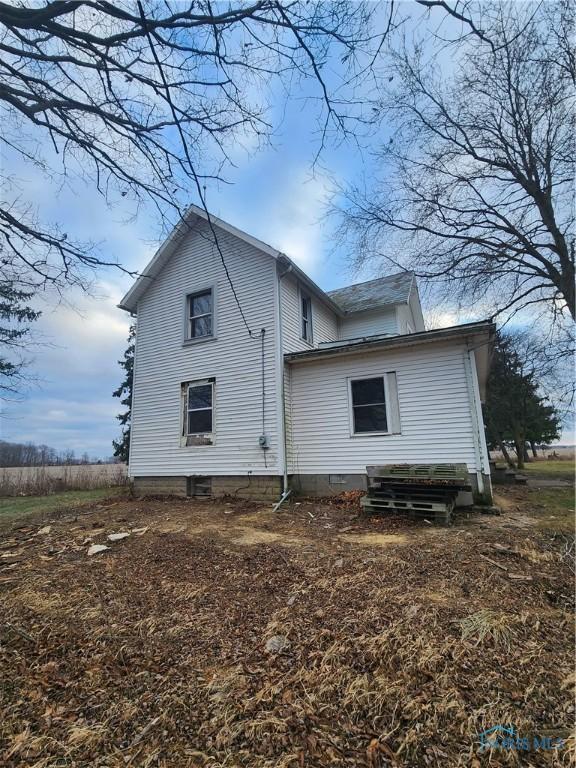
<box><xmin>0</xmin><ymin>487</ymin><xmax>574</xmax><ymax>767</ymax></box>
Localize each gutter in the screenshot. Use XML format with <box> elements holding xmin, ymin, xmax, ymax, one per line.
<box><xmin>285</xmin><ymin>321</ymin><xmax>496</xmax><ymax>364</ymax></box>
<box><xmin>465</xmin><ymin>348</ymin><xmax>492</xmax><ymax>498</ymax></box>
<box><xmin>277</xmin><ymin>254</ymin><xmax>344</xmax><ymax>318</ymax></box>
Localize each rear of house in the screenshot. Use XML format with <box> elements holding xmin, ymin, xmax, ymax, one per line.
<box><xmin>119</xmin><ymin>205</ymin><xmax>494</xmax><ymax>502</ymax></box>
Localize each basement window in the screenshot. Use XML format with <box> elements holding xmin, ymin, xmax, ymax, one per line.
<box><xmin>187</xmin><ymin>476</ymin><xmax>212</xmax><ymax>497</ymax></box>
<box><xmin>349</xmin><ymin>376</ymin><xmax>388</xmax><ymax>434</ymax></box>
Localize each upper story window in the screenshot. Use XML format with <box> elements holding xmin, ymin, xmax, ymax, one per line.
<box><xmin>187</xmin><ymin>289</ymin><xmax>213</xmax><ymax>339</ymax></box>
<box><xmin>301</xmin><ymin>290</ymin><xmax>313</xmax><ymax>343</ymax></box>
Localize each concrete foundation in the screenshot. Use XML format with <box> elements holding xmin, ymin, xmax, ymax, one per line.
<box><xmin>291</xmin><ymin>473</ymin><xmax>367</xmax><ymax>496</ymax></box>
<box><xmin>291</xmin><ymin>472</ymin><xmax>491</xmax><ymax>507</ymax></box>
<box><xmin>133</xmin><ymin>474</ymin><xmax>282</xmax><ymax>501</ymax></box>
<box><xmin>133</xmin><ymin>471</ymin><xmax>492</xmax><ymax>506</ymax></box>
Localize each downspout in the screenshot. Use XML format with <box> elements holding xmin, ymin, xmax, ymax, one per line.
<box><xmin>463</xmin><ymin>348</ymin><xmax>490</xmax><ymax>498</ymax></box>
<box><xmin>275</xmin><ymin>262</ymin><xmax>293</xmax><ymax>495</ymax></box>
<box><xmin>127</xmin><ymin>311</ymin><xmax>138</xmax><ymax>481</ymax></box>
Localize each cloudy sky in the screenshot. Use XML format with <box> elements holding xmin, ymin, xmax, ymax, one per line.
<box><xmin>1</xmin><ymin>5</ymin><xmax>571</xmax><ymax>457</ymax></box>
<box><xmin>1</xmin><ymin>73</ymin><xmax>389</xmax><ymax>458</ymax></box>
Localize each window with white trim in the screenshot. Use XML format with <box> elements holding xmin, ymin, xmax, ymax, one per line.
<box><xmin>183</xmin><ymin>380</ymin><xmax>214</xmax><ymax>445</ymax></box>
<box><xmin>301</xmin><ymin>290</ymin><xmax>312</xmax><ymax>342</ymax></box>
<box><xmin>350</xmin><ymin>376</ymin><xmax>388</xmax><ymax>433</ymax></box>
<box><xmin>187</xmin><ymin>289</ymin><xmax>213</xmax><ymax>339</ymax></box>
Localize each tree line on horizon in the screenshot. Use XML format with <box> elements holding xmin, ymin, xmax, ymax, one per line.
<box><xmin>0</xmin><ymin>440</ymin><xmax>119</xmax><ymax>468</ymax></box>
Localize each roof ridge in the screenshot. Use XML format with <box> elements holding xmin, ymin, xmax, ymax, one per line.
<box><xmin>327</xmin><ymin>270</ymin><xmax>415</xmax><ymax>295</ymax></box>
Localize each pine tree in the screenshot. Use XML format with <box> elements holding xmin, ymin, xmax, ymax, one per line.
<box><xmin>112</xmin><ymin>324</ymin><xmax>135</xmax><ymax>463</ymax></box>
<box><xmin>0</xmin><ymin>280</ymin><xmax>40</xmax><ymax>396</ymax></box>
<box><xmin>484</xmin><ymin>332</ymin><xmax>560</xmax><ymax>469</ymax></box>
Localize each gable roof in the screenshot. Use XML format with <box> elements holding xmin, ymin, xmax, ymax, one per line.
<box><xmin>118</xmin><ymin>204</ymin><xmax>343</xmax><ymax>315</ymax></box>
<box><xmin>327</xmin><ymin>272</ymin><xmax>415</xmax><ymax>313</ymax></box>
<box><xmin>118</xmin><ymin>205</ymin><xmax>417</xmax><ymax>317</ymax></box>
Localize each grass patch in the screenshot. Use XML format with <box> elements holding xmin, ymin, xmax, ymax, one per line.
<box><xmin>522</xmin><ymin>460</ymin><xmax>574</xmax><ymax>481</ymax></box>
<box><xmin>529</xmin><ymin>487</ymin><xmax>575</xmax><ymax>532</ymax></box>
<box><xmin>0</xmin><ymin>487</ymin><xmax>126</xmax><ymax>526</ymax></box>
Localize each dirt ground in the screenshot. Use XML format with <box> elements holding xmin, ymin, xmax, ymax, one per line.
<box><xmin>0</xmin><ymin>488</ymin><xmax>574</xmax><ymax>767</ymax></box>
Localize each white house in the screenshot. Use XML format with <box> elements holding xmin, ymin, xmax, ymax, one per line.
<box><xmin>119</xmin><ymin>204</ymin><xmax>494</xmax><ymax>502</ymax></box>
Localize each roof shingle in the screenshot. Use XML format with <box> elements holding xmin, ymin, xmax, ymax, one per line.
<box><xmin>327</xmin><ymin>271</ymin><xmax>414</xmax><ymax>313</ymax></box>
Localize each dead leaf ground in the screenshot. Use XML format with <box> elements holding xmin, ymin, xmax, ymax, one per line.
<box><xmin>0</xmin><ymin>487</ymin><xmax>574</xmax><ymax>767</ymax></box>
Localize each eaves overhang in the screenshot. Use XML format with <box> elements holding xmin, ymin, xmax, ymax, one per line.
<box><xmin>284</xmin><ymin>320</ymin><xmax>496</xmax><ymax>364</ymax></box>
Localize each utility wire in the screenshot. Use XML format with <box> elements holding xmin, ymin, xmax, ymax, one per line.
<box><xmin>137</xmin><ymin>0</ymin><xmax>260</xmax><ymax>339</ymax></box>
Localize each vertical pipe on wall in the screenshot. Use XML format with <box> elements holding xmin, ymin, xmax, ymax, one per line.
<box><xmin>275</xmin><ymin>262</ymin><xmax>292</xmax><ymax>493</ymax></box>
<box><xmin>463</xmin><ymin>347</ymin><xmax>490</xmax><ymax>496</ymax></box>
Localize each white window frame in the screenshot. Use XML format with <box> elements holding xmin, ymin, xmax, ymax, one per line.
<box><xmin>347</xmin><ymin>374</ymin><xmax>391</xmax><ymax>437</ymax></box>
<box><xmin>300</xmin><ymin>287</ymin><xmax>313</xmax><ymax>343</ymax></box>
<box><xmin>184</xmin><ymin>285</ymin><xmax>216</xmax><ymax>344</ymax></box>
<box><xmin>181</xmin><ymin>379</ymin><xmax>215</xmax><ymax>446</ymax></box>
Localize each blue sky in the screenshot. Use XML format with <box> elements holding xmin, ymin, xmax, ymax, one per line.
<box><xmin>1</xmin><ymin>72</ymin><xmax>395</xmax><ymax>457</ymax></box>
<box><xmin>1</xmin><ymin>5</ymin><xmax>571</xmax><ymax>456</ymax></box>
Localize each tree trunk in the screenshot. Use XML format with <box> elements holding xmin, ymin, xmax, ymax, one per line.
<box><xmin>530</xmin><ymin>441</ymin><xmax>538</xmax><ymax>458</ymax></box>
<box><xmin>514</xmin><ymin>435</ymin><xmax>525</xmax><ymax>470</ymax></box>
<box><xmin>499</xmin><ymin>440</ymin><xmax>514</xmax><ymax>468</ymax></box>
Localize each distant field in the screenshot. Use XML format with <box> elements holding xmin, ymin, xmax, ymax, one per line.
<box><xmin>0</xmin><ymin>463</ymin><xmax>128</xmax><ymax>497</ymax></box>
<box><xmin>522</xmin><ymin>459</ymin><xmax>575</xmax><ymax>481</ymax></box>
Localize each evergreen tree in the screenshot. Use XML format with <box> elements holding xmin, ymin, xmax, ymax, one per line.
<box><xmin>484</xmin><ymin>332</ymin><xmax>560</xmax><ymax>469</ymax></box>
<box><xmin>112</xmin><ymin>325</ymin><xmax>135</xmax><ymax>463</ymax></box>
<box><xmin>0</xmin><ymin>280</ymin><xmax>40</xmax><ymax>396</ymax></box>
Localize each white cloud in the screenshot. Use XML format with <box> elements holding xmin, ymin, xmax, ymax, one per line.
<box><xmin>261</xmin><ymin>168</ymin><xmax>336</xmax><ymax>276</ymax></box>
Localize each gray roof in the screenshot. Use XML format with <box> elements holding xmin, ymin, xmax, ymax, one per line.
<box><xmin>327</xmin><ymin>271</ymin><xmax>414</xmax><ymax>314</ymax></box>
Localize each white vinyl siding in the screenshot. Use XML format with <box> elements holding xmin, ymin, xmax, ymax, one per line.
<box><xmin>287</xmin><ymin>341</ymin><xmax>480</xmax><ymax>475</ymax></box>
<box><xmin>280</xmin><ymin>273</ymin><xmax>339</xmax><ymax>353</ymax></box>
<box><xmin>339</xmin><ymin>307</ymin><xmax>398</xmax><ymax>340</ymax></box>
<box><xmin>130</xmin><ymin>219</ymin><xmax>279</xmax><ymax>476</ymax></box>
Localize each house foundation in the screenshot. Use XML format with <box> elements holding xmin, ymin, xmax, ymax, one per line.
<box><xmin>133</xmin><ymin>471</ymin><xmax>491</xmax><ymax>505</ymax></box>
<box><xmin>133</xmin><ymin>474</ymin><xmax>282</xmax><ymax>501</ymax></box>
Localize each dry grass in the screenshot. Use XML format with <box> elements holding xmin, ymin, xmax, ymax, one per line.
<box><xmin>0</xmin><ymin>488</ymin><xmax>574</xmax><ymax>767</ymax></box>
<box><xmin>0</xmin><ymin>464</ymin><xmax>128</xmax><ymax>497</ymax></box>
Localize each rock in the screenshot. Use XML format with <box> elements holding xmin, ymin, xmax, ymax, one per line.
<box><xmin>131</xmin><ymin>527</ymin><xmax>149</xmax><ymax>535</ymax></box>
<box><xmin>37</xmin><ymin>526</ymin><xmax>51</xmax><ymax>535</ymax></box>
<box><xmin>107</xmin><ymin>532</ymin><xmax>130</xmax><ymax>542</ymax></box>
<box><xmin>87</xmin><ymin>544</ymin><xmax>110</xmax><ymax>556</ymax></box>
<box><xmin>265</xmin><ymin>635</ymin><xmax>290</xmax><ymax>654</ymax></box>
<box><xmin>334</xmin><ymin>558</ymin><xmax>344</xmax><ymax>568</ymax></box>
<box><xmin>286</xmin><ymin>594</ymin><xmax>297</xmax><ymax>606</ymax></box>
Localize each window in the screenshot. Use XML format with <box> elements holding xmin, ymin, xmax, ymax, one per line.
<box><xmin>301</xmin><ymin>291</ymin><xmax>312</xmax><ymax>342</ymax></box>
<box><xmin>186</xmin><ymin>381</ymin><xmax>213</xmax><ymax>435</ymax></box>
<box><xmin>350</xmin><ymin>377</ymin><xmax>388</xmax><ymax>433</ymax></box>
<box><xmin>187</xmin><ymin>476</ymin><xmax>212</xmax><ymax>497</ymax></box>
<box><xmin>187</xmin><ymin>289</ymin><xmax>213</xmax><ymax>339</ymax></box>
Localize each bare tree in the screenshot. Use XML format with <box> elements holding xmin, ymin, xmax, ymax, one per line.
<box><xmin>337</xmin><ymin>0</ymin><xmax>575</xmax><ymax>329</ymax></box>
<box><xmin>0</xmin><ymin>0</ymin><xmax>389</xmax><ymax>295</ymax></box>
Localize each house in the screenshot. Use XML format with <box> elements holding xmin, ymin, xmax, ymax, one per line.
<box><xmin>119</xmin><ymin>204</ymin><xmax>494</xmax><ymax>502</ymax></box>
